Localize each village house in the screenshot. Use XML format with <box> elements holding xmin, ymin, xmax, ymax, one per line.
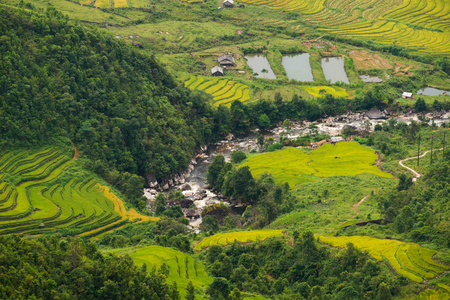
<box><xmin>402</xmin><ymin>92</ymin><xmax>413</xmax><ymax>99</ymax></box>
<box><xmin>211</xmin><ymin>66</ymin><xmax>224</xmax><ymax>76</ymax></box>
<box><xmin>223</xmin><ymin>0</ymin><xmax>234</xmax><ymax>7</ymax></box>
<box><xmin>218</xmin><ymin>54</ymin><xmax>235</xmax><ymax>66</ymax></box>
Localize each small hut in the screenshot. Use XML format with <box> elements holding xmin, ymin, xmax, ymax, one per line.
<box><xmin>402</xmin><ymin>92</ymin><xmax>413</xmax><ymax>99</ymax></box>
<box><xmin>211</xmin><ymin>66</ymin><xmax>224</xmax><ymax>77</ymax></box>
<box><xmin>223</xmin><ymin>0</ymin><xmax>234</xmax><ymax>7</ymax></box>
<box><xmin>218</xmin><ymin>54</ymin><xmax>235</xmax><ymax>66</ymax></box>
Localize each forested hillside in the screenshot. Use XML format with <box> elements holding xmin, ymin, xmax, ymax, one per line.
<box><xmin>0</xmin><ymin>6</ymin><xmax>216</xmax><ymax>189</ymax></box>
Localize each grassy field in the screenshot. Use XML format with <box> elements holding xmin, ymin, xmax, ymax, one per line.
<box><xmin>241</xmin><ymin>142</ymin><xmax>393</xmax><ymax>189</ymax></box>
<box><xmin>0</xmin><ymin>148</ymin><xmax>157</xmax><ymax>237</ymax></box>
<box><xmin>303</xmin><ymin>85</ymin><xmax>348</xmax><ymax>97</ymax></box>
<box><xmin>185</xmin><ymin>75</ymin><xmax>252</xmax><ymax>107</ymax></box>
<box><xmin>317</xmin><ymin>235</ymin><xmax>449</xmax><ymax>283</ymax></box>
<box><xmin>194</xmin><ymin>230</ymin><xmax>285</xmax><ymax>251</ymax></box>
<box><xmin>268</xmin><ymin>173</ymin><xmax>394</xmax><ymax>235</ymax></box>
<box><xmin>111</xmin><ymin>245</ymin><xmax>213</xmax><ymax>299</ymax></box>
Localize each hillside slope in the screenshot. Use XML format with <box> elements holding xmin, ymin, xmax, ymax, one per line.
<box><xmin>0</xmin><ymin>6</ymin><xmax>216</xmax><ymax>192</ymax></box>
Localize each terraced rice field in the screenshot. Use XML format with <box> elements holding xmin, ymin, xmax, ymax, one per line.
<box><xmin>185</xmin><ymin>75</ymin><xmax>252</xmax><ymax>107</ymax></box>
<box><xmin>241</xmin><ymin>142</ymin><xmax>393</xmax><ymax>188</ymax></box>
<box><xmin>94</xmin><ymin>0</ymin><xmax>110</xmax><ymax>8</ymax></box>
<box><xmin>194</xmin><ymin>229</ymin><xmax>285</xmax><ymax>251</ymax></box>
<box><xmin>113</xmin><ymin>0</ymin><xmax>128</xmax><ymax>8</ymax></box>
<box><xmin>237</xmin><ymin>0</ymin><xmax>450</xmax><ymax>55</ymax></box>
<box><xmin>318</xmin><ymin>235</ymin><xmax>449</xmax><ymax>283</ymax></box>
<box><xmin>0</xmin><ymin>149</ymin><xmax>157</xmax><ymax>237</ymax></box>
<box><xmin>119</xmin><ymin>246</ymin><xmax>213</xmax><ymax>299</ymax></box>
<box><xmin>419</xmin><ymin>285</ymin><xmax>450</xmax><ymax>300</ymax></box>
<box><xmin>303</xmin><ymin>86</ymin><xmax>348</xmax><ymax>97</ymax></box>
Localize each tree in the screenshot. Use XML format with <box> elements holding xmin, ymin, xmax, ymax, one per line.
<box><xmin>206</xmin><ymin>155</ymin><xmax>225</xmax><ymax>189</ymax></box>
<box><xmin>229</xmin><ymin>288</ymin><xmax>243</xmax><ymax>300</ymax></box>
<box><xmin>207</xmin><ymin>278</ymin><xmax>231</xmax><ymax>300</ymax></box>
<box><xmin>415</xmin><ymin>98</ymin><xmax>427</xmax><ymax>112</ymax></box>
<box><xmin>257</xmin><ymin>135</ymin><xmax>265</xmax><ymax>152</ymax></box>
<box><xmin>281</xmin><ymin>119</ymin><xmax>293</xmax><ymax>137</ymax></box>
<box><xmin>257</xmin><ymin>114</ymin><xmax>271</xmax><ymax>129</ymax></box>
<box><xmin>376</xmin><ymin>282</ymin><xmax>391</xmax><ymax>300</ymax></box>
<box><xmin>231</xmin><ymin>150</ymin><xmax>246</xmax><ymax>164</ymax></box>
<box><xmin>186</xmin><ymin>281</ymin><xmax>195</xmax><ymax>300</ymax></box>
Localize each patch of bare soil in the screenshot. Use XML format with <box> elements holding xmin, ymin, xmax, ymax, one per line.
<box><xmin>349</xmin><ymin>50</ymin><xmax>392</xmax><ymax>69</ymax></box>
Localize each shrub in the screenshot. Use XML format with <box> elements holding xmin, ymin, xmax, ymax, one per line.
<box><xmin>231</xmin><ymin>150</ymin><xmax>247</xmax><ymax>164</ymax></box>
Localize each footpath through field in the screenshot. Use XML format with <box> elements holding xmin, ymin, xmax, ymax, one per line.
<box><xmin>398</xmin><ymin>148</ymin><xmax>444</xmax><ymax>181</ymax></box>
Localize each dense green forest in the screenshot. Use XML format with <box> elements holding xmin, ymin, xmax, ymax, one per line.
<box><xmin>0</xmin><ymin>235</ymin><xmax>180</xmax><ymax>299</ymax></box>
<box><xmin>0</xmin><ymin>6</ymin><xmax>218</xmax><ymax>201</ymax></box>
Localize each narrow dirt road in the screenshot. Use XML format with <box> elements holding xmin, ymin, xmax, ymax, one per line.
<box><xmin>352</xmin><ymin>195</ymin><xmax>368</xmax><ymax>215</ymax></box>
<box><xmin>398</xmin><ymin>148</ymin><xmax>443</xmax><ymax>181</ymax></box>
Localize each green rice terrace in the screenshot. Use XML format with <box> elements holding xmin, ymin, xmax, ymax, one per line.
<box><xmin>241</xmin><ymin>141</ymin><xmax>393</xmax><ymax>188</ymax></box>
<box><xmin>109</xmin><ymin>245</ymin><xmax>213</xmax><ymax>300</ymax></box>
<box><xmin>185</xmin><ymin>75</ymin><xmax>252</xmax><ymax>107</ymax></box>
<box><xmin>0</xmin><ymin>148</ymin><xmax>157</xmax><ymax>237</ymax></box>
<box><xmin>194</xmin><ymin>229</ymin><xmax>285</xmax><ymax>251</ymax></box>
<box><xmin>237</xmin><ymin>0</ymin><xmax>450</xmax><ymax>55</ymax></box>
<box><xmin>317</xmin><ymin>235</ymin><xmax>450</xmax><ymax>283</ymax></box>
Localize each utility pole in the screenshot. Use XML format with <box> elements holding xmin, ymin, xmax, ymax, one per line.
<box><xmin>430</xmin><ymin>134</ymin><xmax>433</xmax><ymax>165</ymax></box>
<box><xmin>417</xmin><ymin>134</ymin><xmax>420</xmax><ymax>166</ymax></box>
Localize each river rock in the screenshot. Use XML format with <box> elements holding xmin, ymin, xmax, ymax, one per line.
<box><xmin>179</xmin><ymin>199</ymin><xmax>193</xmax><ymax>208</ymax></box>
<box><xmin>162</xmin><ymin>183</ymin><xmax>169</xmax><ymax>190</ymax></box>
<box><xmin>169</xmin><ymin>179</ymin><xmax>173</xmax><ymax>186</ymax></box>
<box><xmin>182</xmin><ymin>184</ymin><xmax>191</xmax><ymax>191</ymax></box>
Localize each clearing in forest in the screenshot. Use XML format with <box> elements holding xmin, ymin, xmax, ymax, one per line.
<box><xmin>185</xmin><ymin>75</ymin><xmax>252</xmax><ymax>107</ymax></box>
<box><xmin>241</xmin><ymin>142</ymin><xmax>393</xmax><ymax>188</ymax></box>
<box><xmin>194</xmin><ymin>229</ymin><xmax>285</xmax><ymax>251</ymax></box>
<box><xmin>317</xmin><ymin>235</ymin><xmax>450</xmax><ymax>283</ymax></box>
<box><xmin>0</xmin><ymin>148</ymin><xmax>157</xmax><ymax>237</ymax></box>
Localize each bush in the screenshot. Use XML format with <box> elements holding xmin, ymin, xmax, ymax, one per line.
<box><xmin>231</xmin><ymin>150</ymin><xmax>247</xmax><ymax>164</ymax></box>
<box><xmin>266</xmin><ymin>143</ymin><xmax>283</xmax><ymax>152</ymax></box>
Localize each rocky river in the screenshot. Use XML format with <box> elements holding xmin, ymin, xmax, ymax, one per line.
<box><xmin>143</xmin><ymin>110</ymin><xmax>450</xmax><ymax>231</ymax></box>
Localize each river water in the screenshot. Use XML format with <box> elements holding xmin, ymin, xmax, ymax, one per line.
<box><xmin>145</xmin><ymin>112</ymin><xmax>449</xmax><ymax>231</ymax></box>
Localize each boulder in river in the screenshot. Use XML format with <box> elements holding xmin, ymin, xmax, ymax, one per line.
<box><xmin>366</xmin><ymin>108</ymin><xmax>387</xmax><ymax>119</ymax></box>
<box><xmin>182</xmin><ymin>184</ymin><xmax>192</xmax><ymax>191</ymax></box>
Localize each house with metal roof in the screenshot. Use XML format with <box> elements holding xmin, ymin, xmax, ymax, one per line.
<box><xmin>211</xmin><ymin>66</ymin><xmax>224</xmax><ymax>76</ymax></box>
<box><xmin>218</xmin><ymin>54</ymin><xmax>235</xmax><ymax>66</ymax></box>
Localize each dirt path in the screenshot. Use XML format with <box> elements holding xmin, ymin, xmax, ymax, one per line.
<box><xmin>398</xmin><ymin>148</ymin><xmax>444</xmax><ymax>182</ymax></box>
<box><xmin>352</xmin><ymin>195</ymin><xmax>368</xmax><ymax>215</ymax></box>
<box><xmin>73</xmin><ymin>146</ymin><xmax>79</xmax><ymax>160</ymax></box>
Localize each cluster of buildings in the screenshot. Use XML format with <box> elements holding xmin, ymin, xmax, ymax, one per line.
<box><xmin>211</xmin><ymin>54</ymin><xmax>236</xmax><ymax>76</ymax></box>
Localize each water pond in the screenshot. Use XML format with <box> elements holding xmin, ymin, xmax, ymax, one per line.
<box><xmin>282</xmin><ymin>53</ymin><xmax>314</xmax><ymax>82</ymax></box>
<box><xmin>417</xmin><ymin>87</ymin><xmax>449</xmax><ymax>96</ymax></box>
<box><xmin>245</xmin><ymin>54</ymin><xmax>277</xmax><ymax>79</ymax></box>
<box><xmin>321</xmin><ymin>57</ymin><xmax>349</xmax><ymax>84</ymax></box>
<box><xmin>360</xmin><ymin>75</ymin><xmax>383</xmax><ymax>83</ymax></box>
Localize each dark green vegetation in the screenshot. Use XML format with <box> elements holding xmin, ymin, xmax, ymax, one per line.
<box><xmin>0</xmin><ymin>235</ymin><xmax>180</xmax><ymax>300</ymax></box>
<box><xmin>0</xmin><ymin>6</ymin><xmax>218</xmax><ymax>201</ymax></box>
<box><xmin>199</xmin><ymin>231</ymin><xmax>406</xmax><ymax>299</ymax></box>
